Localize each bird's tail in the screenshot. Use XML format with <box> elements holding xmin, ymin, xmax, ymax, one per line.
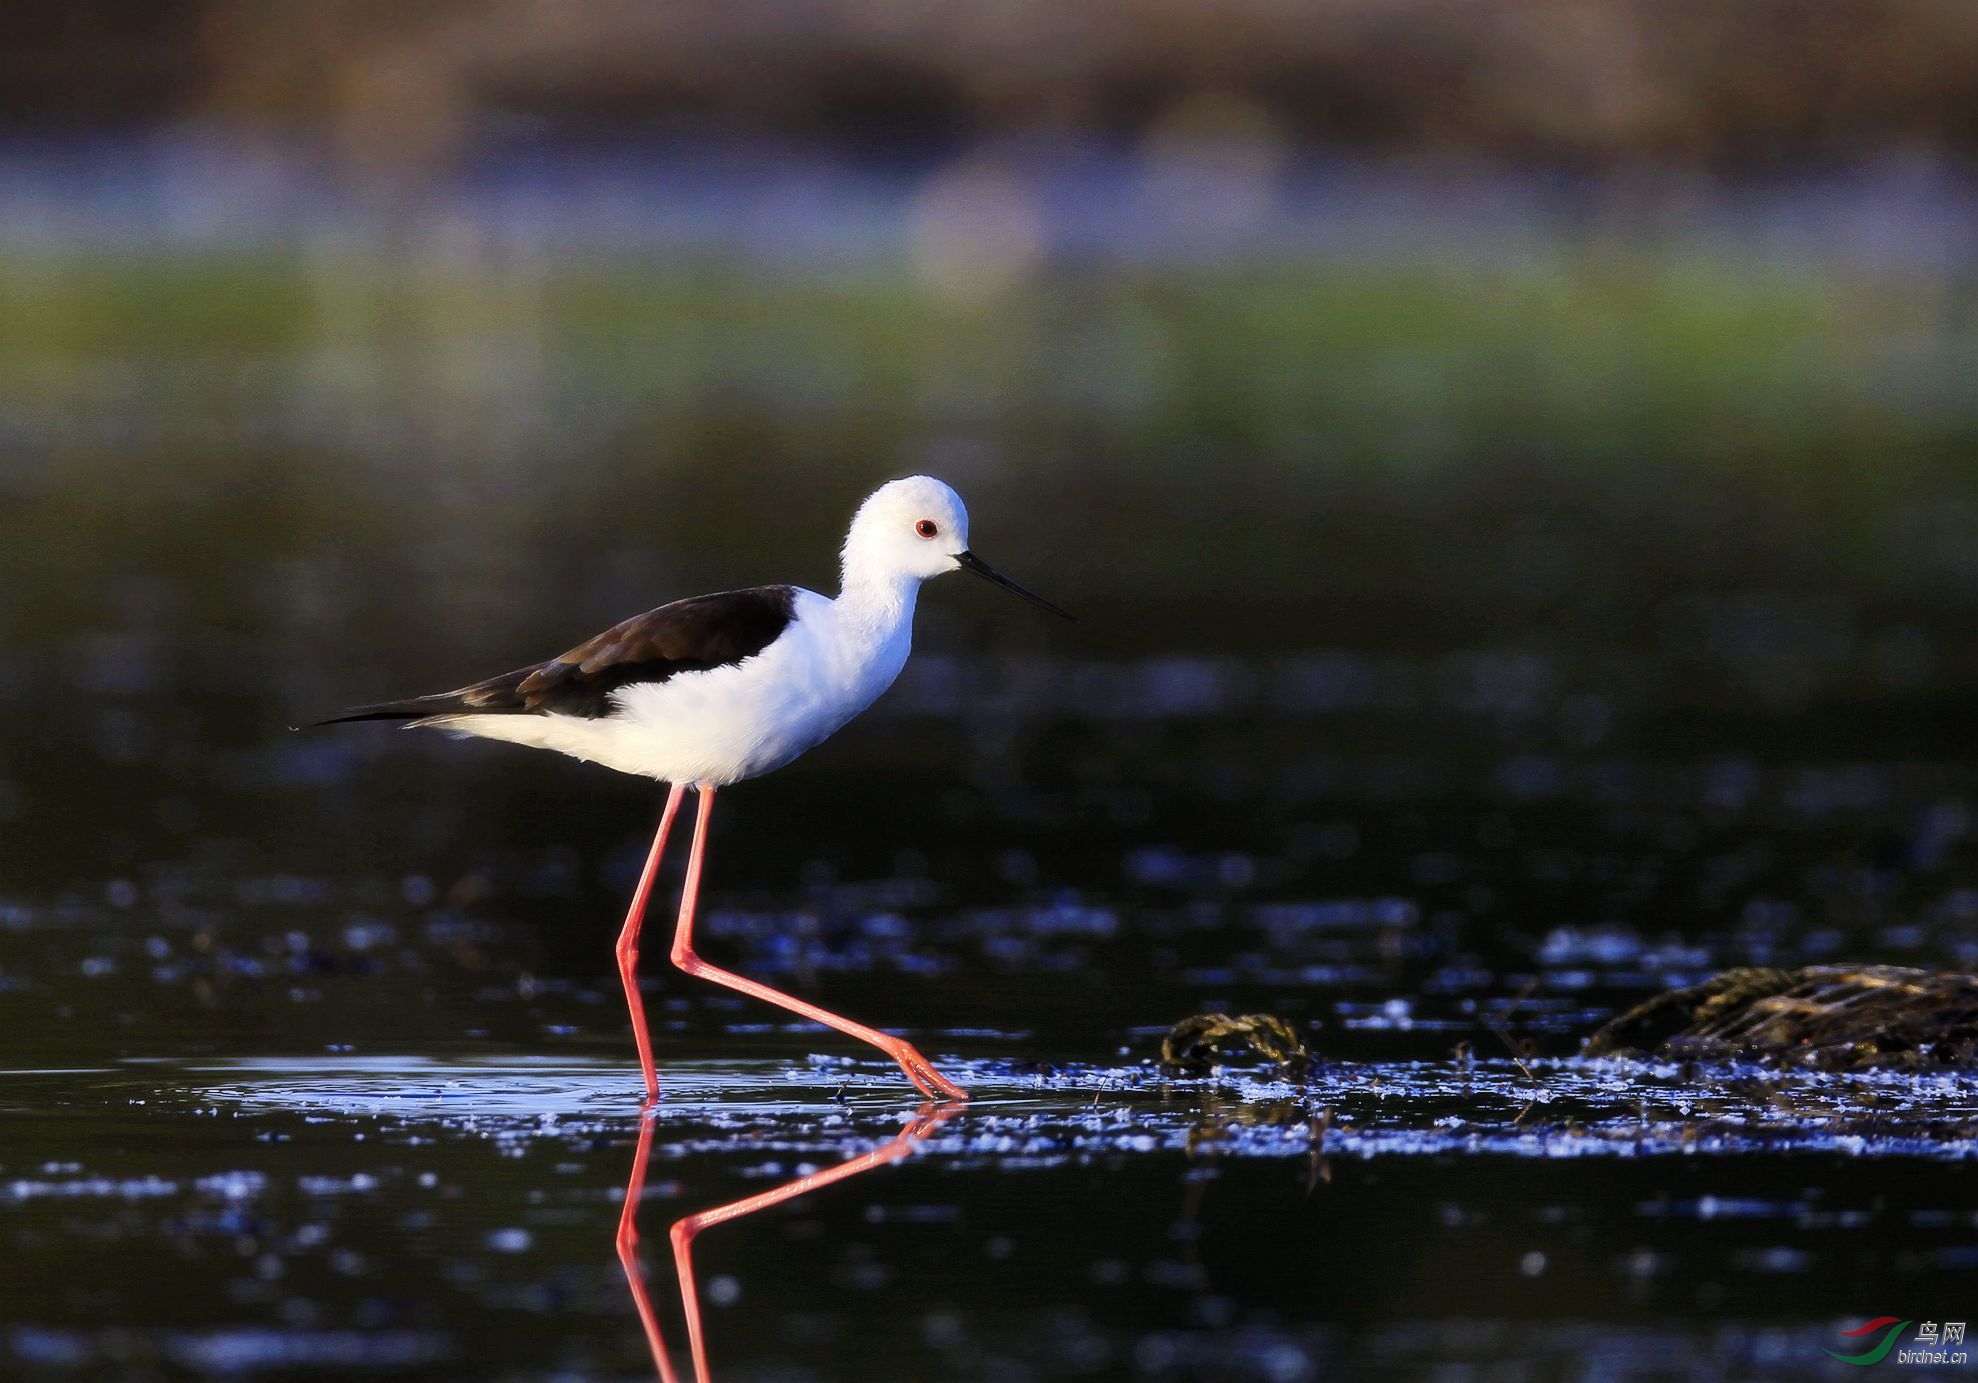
<box><xmin>312</xmin><ymin>666</ymin><xmax>537</xmax><ymax>727</ymax></box>
<box><xmin>313</xmin><ymin>697</ymin><xmax>464</xmax><ymax>727</ymax></box>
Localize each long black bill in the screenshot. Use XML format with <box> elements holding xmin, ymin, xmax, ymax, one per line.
<box><xmin>956</xmin><ymin>550</ymin><xmax>1075</xmax><ymax>620</ymax></box>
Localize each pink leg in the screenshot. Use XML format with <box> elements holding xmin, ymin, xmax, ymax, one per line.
<box><xmin>669</xmin><ymin>785</ymin><xmax>969</xmax><ymax>1102</ymax></box>
<box><xmin>618</xmin><ymin>784</ymin><xmax>689</xmax><ymax>1102</ymax></box>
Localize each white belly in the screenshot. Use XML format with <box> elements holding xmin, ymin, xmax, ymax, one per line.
<box><xmin>429</xmin><ymin>589</ymin><xmax>910</xmax><ymax>785</ymax></box>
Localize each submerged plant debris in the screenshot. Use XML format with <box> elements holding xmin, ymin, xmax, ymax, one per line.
<box><xmin>1160</xmin><ymin>1013</ymin><xmax>1313</xmax><ymax>1075</ymax></box>
<box><xmin>1584</xmin><ymin>965</ymin><xmax>1978</xmax><ymax>1071</ymax></box>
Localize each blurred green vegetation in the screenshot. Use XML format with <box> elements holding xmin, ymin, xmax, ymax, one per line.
<box><xmin>5</xmin><ymin>249</ymin><xmax>1973</xmax><ymax>473</ymax></box>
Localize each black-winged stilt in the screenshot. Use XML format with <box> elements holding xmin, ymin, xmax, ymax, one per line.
<box><xmin>323</xmin><ymin>476</ymin><xmax>1070</xmax><ymax>1102</ymax></box>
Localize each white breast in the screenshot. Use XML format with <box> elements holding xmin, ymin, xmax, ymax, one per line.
<box><xmin>432</xmin><ymin>588</ymin><xmax>913</xmax><ymax>785</ymax></box>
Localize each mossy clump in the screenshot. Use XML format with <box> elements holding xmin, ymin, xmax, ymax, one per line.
<box><xmin>1585</xmin><ymin>965</ymin><xmax>1978</xmax><ymax>1070</ymax></box>
<box><xmin>1161</xmin><ymin>1013</ymin><xmax>1312</xmax><ymax>1075</ymax></box>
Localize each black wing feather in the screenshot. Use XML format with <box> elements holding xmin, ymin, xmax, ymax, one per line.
<box><xmin>317</xmin><ymin>586</ymin><xmax>797</xmax><ymax>725</ymax></box>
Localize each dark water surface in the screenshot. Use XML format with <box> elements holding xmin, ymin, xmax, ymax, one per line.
<box><xmin>3</xmin><ymin>1046</ymin><xmax>1977</xmax><ymax>1381</ymax></box>
<box><xmin>6</xmin><ymin>631</ymin><xmax>1978</xmax><ymax>1381</ymax></box>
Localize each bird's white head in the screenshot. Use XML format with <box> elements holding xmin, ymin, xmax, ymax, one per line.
<box><xmin>842</xmin><ymin>475</ymin><xmax>972</xmax><ymax>584</ymax></box>
<box><xmin>839</xmin><ymin>475</ymin><xmax>1074</xmax><ymax>619</ymax></box>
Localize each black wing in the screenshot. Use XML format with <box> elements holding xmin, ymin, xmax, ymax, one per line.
<box><xmin>319</xmin><ymin>585</ymin><xmax>798</xmax><ymax>724</ymax></box>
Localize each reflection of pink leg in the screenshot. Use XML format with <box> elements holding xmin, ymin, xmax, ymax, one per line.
<box><xmin>618</xmin><ymin>785</ymin><xmax>689</xmax><ymax>1101</ymax></box>
<box><xmin>668</xmin><ymin>785</ymin><xmax>970</xmax><ymax>1101</ymax></box>
<box><xmin>668</xmin><ymin>1103</ymin><xmax>962</xmax><ymax>1382</ymax></box>
<box><xmin>617</xmin><ymin>1103</ymin><xmax>959</xmax><ymax>1383</ymax></box>
<box><xmin>616</xmin><ymin>1110</ymin><xmax>682</xmax><ymax>1383</ymax></box>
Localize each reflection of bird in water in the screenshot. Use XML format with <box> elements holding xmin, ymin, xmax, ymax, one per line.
<box><xmin>618</xmin><ymin>1103</ymin><xmax>961</xmax><ymax>1381</ymax></box>
<box><xmin>323</xmin><ymin>477</ymin><xmax>1069</xmax><ymax>1101</ymax></box>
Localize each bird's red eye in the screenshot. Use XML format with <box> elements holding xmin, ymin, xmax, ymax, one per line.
<box><xmin>915</xmin><ymin>519</ymin><xmax>939</xmax><ymax>539</ymax></box>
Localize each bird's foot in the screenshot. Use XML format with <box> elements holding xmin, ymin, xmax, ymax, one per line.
<box><xmin>889</xmin><ymin>1041</ymin><xmax>969</xmax><ymax>1102</ymax></box>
